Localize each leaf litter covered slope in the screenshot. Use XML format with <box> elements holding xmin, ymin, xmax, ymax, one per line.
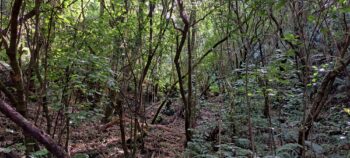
<box><xmin>0</xmin><ymin>100</ymin><xmax>186</xmax><ymax>157</ymax></box>
<box><xmin>69</xmin><ymin>101</ymin><xmax>186</xmax><ymax>158</ymax></box>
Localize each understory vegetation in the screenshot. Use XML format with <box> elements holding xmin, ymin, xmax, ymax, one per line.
<box><xmin>0</xmin><ymin>0</ymin><xmax>350</xmax><ymax>157</ymax></box>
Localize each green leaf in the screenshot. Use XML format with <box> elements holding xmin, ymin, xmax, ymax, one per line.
<box><xmin>339</xmin><ymin>7</ymin><xmax>350</xmax><ymax>13</ymax></box>
<box><xmin>305</xmin><ymin>141</ymin><xmax>325</xmax><ymax>154</ymax></box>
<box><xmin>233</xmin><ymin>146</ymin><xmax>253</xmax><ymax>156</ymax></box>
<box><xmin>283</xmin><ymin>33</ymin><xmax>299</xmax><ymax>45</ymax></box>
<box><xmin>276</xmin><ymin>143</ymin><xmax>302</xmax><ymax>154</ymax></box>
<box><xmin>234</xmin><ymin>138</ymin><xmax>251</xmax><ymax>149</ymax></box>
<box><xmin>73</xmin><ymin>153</ymin><xmax>89</xmax><ymax>158</ymax></box>
<box><xmin>307</xmin><ymin>15</ymin><xmax>316</xmax><ymax>22</ymax></box>
<box><xmin>0</xmin><ymin>147</ymin><xmax>12</xmax><ymax>153</ymax></box>
<box><xmin>30</xmin><ymin>149</ymin><xmax>49</xmax><ymax>158</ymax></box>
<box><xmin>276</xmin><ymin>0</ymin><xmax>287</xmax><ymax>10</ymax></box>
<box><xmin>344</xmin><ymin>108</ymin><xmax>350</xmax><ymax>115</ymax></box>
<box><xmin>337</xmin><ymin>0</ymin><xmax>347</xmax><ymax>4</ymax></box>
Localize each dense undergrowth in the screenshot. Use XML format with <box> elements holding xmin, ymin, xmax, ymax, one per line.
<box><xmin>1</xmin><ymin>0</ymin><xmax>350</xmax><ymax>157</ymax></box>
<box><xmin>184</xmin><ymin>54</ymin><xmax>350</xmax><ymax>158</ymax></box>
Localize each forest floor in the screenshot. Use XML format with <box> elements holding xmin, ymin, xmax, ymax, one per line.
<box><xmin>0</xmin><ymin>99</ymin><xmax>189</xmax><ymax>157</ymax></box>
<box><xmin>69</xmin><ymin>100</ymin><xmax>187</xmax><ymax>158</ymax></box>
<box><xmin>1</xmin><ymin>94</ymin><xmax>349</xmax><ymax>157</ymax></box>
<box><xmin>0</xmin><ymin>96</ymin><xmax>225</xmax><ymax>158</ymax></box>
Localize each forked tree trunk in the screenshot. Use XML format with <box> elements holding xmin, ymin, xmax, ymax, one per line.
<box><xmin>174</xmin><ymin>0</ymin><xmax>191</xmax><ymax>143</ymax></box>
<box><xmin>298</xmin><ymin>28</ymin><xmax>350</xmax><ymax>150</ymax></box>
<box><xmin>298</xmin><ymin>55</ymin><xmax>350</xmax><ymax>145</ymax></box>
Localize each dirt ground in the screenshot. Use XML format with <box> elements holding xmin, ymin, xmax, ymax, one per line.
<box><xmin>0</xmin><ymin>100</ymin><xmax>189</xmax><ymax>158</ymax></box>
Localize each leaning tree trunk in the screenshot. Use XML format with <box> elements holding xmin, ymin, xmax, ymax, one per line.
<box><xmin>298</xmin><ymin>37</ymin><xmax>350</xmax><ymax>146</ymax></box>
<box><xmin>0</xmin><ymin>100</ymin><xmax>69</xmax><ymax>158</ymax></box>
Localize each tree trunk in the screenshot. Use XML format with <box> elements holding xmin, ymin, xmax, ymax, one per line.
<box><xmin>0</xmin><ymin>100</ymin><xmax>69</xmax><ymax>158</ymax></box>
<box><xmin>174</xmin><ymin>0</ymin><xmax>190</xmax><ymax>143</ymax></box>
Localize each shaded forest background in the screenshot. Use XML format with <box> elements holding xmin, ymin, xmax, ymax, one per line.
<box><xmin>0</xmin><ymin>0</ymin><xmax>350</xmax><ymax>157</ymax></box>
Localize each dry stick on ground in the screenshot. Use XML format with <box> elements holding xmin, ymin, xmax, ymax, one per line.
<box><xmin>0</xmin><ymin>100</ymin><xmax>69</xmax><ymax>158</ymax></box>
